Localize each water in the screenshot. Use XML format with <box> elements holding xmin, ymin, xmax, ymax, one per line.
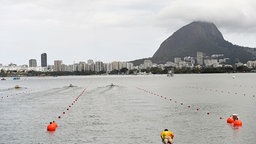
<box><xmin>0</xmin><ymin>74</ymin><xmax>255</xmax><ymax>144</ymax></box>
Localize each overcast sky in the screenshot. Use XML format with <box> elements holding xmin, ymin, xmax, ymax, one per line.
<box><xmin>1</xmin><ymin>0</ymin><xmax>256</xmax><ymax>65</ymax></box>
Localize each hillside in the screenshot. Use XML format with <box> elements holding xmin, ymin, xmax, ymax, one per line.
<box><xmin>134</xmin><ymin>21</ymin><xmax>256</xmax><ymax>65</ymax></box>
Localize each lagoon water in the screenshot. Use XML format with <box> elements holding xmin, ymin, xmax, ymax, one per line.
<box><xmin>0</xmin><ymin>74</ymin><xmax>255</xmax><ymax>144</ymax></box>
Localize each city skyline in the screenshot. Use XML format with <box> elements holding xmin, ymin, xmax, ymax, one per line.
<box><xmin>0</xmin><ymin>52</ymin><xmax>135</xmax><ymax>67</ymax></box>
<box><xmin>1</xmin><ymin>53</ymin><xmax>135</xmax><ymax>66</ymax></box>
<box><xmin>1</xmin><ymin>50</ymin><xmax>256</xmax><ymax>74</ymax></box>
<box><xmin>1</xmin><ymin>0</ymin><xmax>256</xmax><ymax>65</ymax></box>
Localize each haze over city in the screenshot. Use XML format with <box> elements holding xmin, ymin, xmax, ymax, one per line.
<box><xmin>1</xmin><ymin>0</ymin><xmax>256</xmax><ymax>65</ymax></box>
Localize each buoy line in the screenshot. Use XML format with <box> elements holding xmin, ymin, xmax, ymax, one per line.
<box><xmin>57</xmin><ymin>88</ymin><xmax>87</xmax><ymax>119</ymax></box>
<box><xmin>186</xmin><ymin>86</ymin><xmax>256</xmax><ymax>99</ymax></box>
<box><xmin>0</xmin><ymin>90</ymin><xmax>32</xmax><ymax>101</ymax></box>
<box><xmin>136</xmin><ymin>87</ymin><xmax>243</xmax><ymax>128</ymax></box>
<box><xmin>136</xmin><ymin>87</ymin><xmax>214</xmax><ymax>115</ymax></box>
<box><xmin>237</xmin><ymin>84</ymin><xmax>255</xmax><ymax>89</ymax></box>
<box><xmin>47</xmin><ymin>87</ymin><xmax>87</xmax><ymax>131</ymax></box>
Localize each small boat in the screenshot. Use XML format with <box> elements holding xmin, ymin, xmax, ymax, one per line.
<box><xmin>1</xmin><ymin>78</ymin><xmax>6</xmax><ymax>80</ymax></box>
<box><xmin>167</xmin><ymin>70</ymin><xmax>174</xmax><ymax>77</ymax></box>
<box><xmin>15</xmin><ymin>85</ymin><xmax>20</xmax><ymax>89</ymax></box>
<box><xmin>167</xmin><ymin>68</ymin><xmax>174</xmax><ymax>77</ymax></box>
<box><xmin>13</xmin><ymin>77</ymin><xmax>20</xmax><ymax>80</ymax></box>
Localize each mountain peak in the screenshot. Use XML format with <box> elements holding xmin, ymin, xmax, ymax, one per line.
<box><xmin>170</xmin><ymin>21</ymin><xmax>224</xmax><ymax>44</ymax></box>
<box><xmin>186</xmin><ymin>21</ymin><xmax>224</xmax><ymax>40</ymax></box>
<box><xmin>152</xmin><ymin>21</ymin><xmax>255</xmax><ymax>64</ymax></box>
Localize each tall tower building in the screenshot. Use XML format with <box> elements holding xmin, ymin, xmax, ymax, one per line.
<box><xmin>197</xmin><ymin>51</ymin><xmax>204</xmax><ymax>65</ymax></box>
<box><xmin>95</xmin><ymin>61</ymin><xmax>104</xmax><ymax>72</ymax></box>
<box><xmin>29</xmin><ymin>59</ymin><xmax>37</xmax><ymax>67</ymax></box>
<box><xmin>87</xmin><ymin>59</ymin><xmax>94</xmax><ymax>71</ymax></box>
<box><xmin>41</xmin><ymin>53</ymin><xmax>47</xmax><ymax>67</ymax></box>
<box><xmin>54</xmin><ymin>60</ymin><xmax>62</xmax><ymax>71</ymax></box>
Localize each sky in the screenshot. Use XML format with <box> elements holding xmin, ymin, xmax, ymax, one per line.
<box><xmin>1</xmin><ymin>0</ymin><xmax>256</xmax><ymax>66</ymax></box>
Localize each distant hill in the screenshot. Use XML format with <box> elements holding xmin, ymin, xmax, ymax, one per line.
<box><xmin>132</xmin><ymin>21</ymin><xmax>256</xmax><ymax>66</ymax></box>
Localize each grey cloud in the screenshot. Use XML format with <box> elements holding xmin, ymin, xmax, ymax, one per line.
<box><xmin>152</xmin><ymin>0</ymin><xmax>256</xmax><ymax>48</ymax></box>
<box><xmin>0</xmin><ymin>0</ymin><xmax>255</xmax><ymax>65</ymax></box>
<box><xmin>155</xmin><ymin>0</ymin><xmax>256</xmax><ymax>32</ymax></box>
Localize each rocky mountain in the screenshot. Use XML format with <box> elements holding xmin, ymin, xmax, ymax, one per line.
<box><xmin>133</xmin><ymin>21</ymin><xmax>256</xmax><ymax>66</ymax></box>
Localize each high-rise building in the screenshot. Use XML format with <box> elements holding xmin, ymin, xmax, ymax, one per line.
<box><xmin>111</xmin><ymin>61</ymin><xmax>123</xmax><ymax>70</ymax></box>
<box><xmin>143</xmin><ymin>60</ymin><xmax>152</xmax><ymax>68</ymax></box>
<box><xmin>111</xmin><ymin>61</ymin><xmax>120</xmax><ymax>70</ymax></box>
<box><xmin>29</xmin><ymin>59</ymin><xmax>37</xmax><ymax>67</ymax></box>
<box><xmin>95</xmin><ymin>61</ymin><xmax>104</xmax><ymax>72</ymax></box>
<box><xmin>54</xmin><ymin>60</ymin><xmax>62</xmax><ymax>71</ymax></box>
<box><xmin>87</xmin><ymin>59</ymin><xmax>94</xmax><ymax>71</ymax></box>
<box><xmin>197</xmin><ymin>51</ymin><xmax>204</xmax><ymax>65</ymax></box>
<box><xmin>126</xmin><ymin>63</ymin><xmax>134</xmax><ymax>70</ymax></box>
<box><xmin>105</xmin><ymin>63</ymin><xmax>112</xmax><ymax>72</ymax></box>
<box><xmin>41</xmin><ymin>53</ymin><xmax>47</xmax><ymax>67</ymax></box>
<box><xmin>78</xmin><ymin>61</ymin><xmax>86</xmax><ymax>71</ymax></box>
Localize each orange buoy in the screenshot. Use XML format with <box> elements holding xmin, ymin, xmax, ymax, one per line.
<box><xmin>227</xmin><ymin>117</ymin><xmax>234</xmax><ymax>123</ymax></box>
<box><xmin>47</xmin><ymin>122</ymin><xmax>56</xmax><ymax>131</ymax></box>
<box><xmin>52</xmin><ymin>121</ymin><xmax>58</xmax><ymax>128</ymax></box>
<box><xmin>233</xmin><ymin>120</ymin><xmax>242</xmax><ymax>126</ymax></box>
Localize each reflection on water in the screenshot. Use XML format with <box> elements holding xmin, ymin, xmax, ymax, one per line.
<box><xmin>0</xmin><ymin>74</ymin><xmax>255</xmax><ymax>144</ymax></box>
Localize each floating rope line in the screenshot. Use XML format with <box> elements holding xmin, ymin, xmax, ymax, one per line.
<box><xmin>0</xmin><ymin>89</ymin><xmax>32</xmax><ymax>101</ymax></box>
<box><xmin>57</xmin><ymin>88</ymin><xmax>86</xmax><ymax>119</ymax></box>
<box><xmin>137</xmin><ymin>87</ymin><xmax>230</xmax><ymax>121</ymax></box>
<box><xmin>47</xmin><ymin>87</ymin><xmax>87</xmax><ymax>131</ymax></box>
<box><xmin>186</xmin><ymin>86</ymin><xmax>256</xmax><ymax>99</ymax></box>
<box><xmin>137</xmin><ymin>86</ymin><xmax>248</xmax><ymax>128</ymax></box>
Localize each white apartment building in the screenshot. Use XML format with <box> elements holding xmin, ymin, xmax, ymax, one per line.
<box><xmin>95</xmin><ymin>61</ymin><xmax>104</xmax><ymax>72</ymax></box>
<box><xmin>197</xmin><ymin>52</ymin><xmax>204</xmax><ymax>65</ymax></box>
<box><xmin>78</xmin><ymin>62</ymin><xmax>86</xmax><ymax>71</ymax></box>
<box><xmin>111</xmin><ymin>61</ymin><xmax>120</xmax><ymax>70</ymax></box>
<box><xmin>174</xmin><ymin>57</ymin><xmax>182</xmax><ymax>64</ymax></box>
<box><xmin>106</xmin><ymin>63</ymin><xmax>113</xmax><ymax>72</ymax></box>
<box><xmin>247</xmin><ymin>61</ymin><xmax>256</xmax><ymax>68</ymax></box>
<box><xmin>126</xmin><ymin>62</ymin><xmax>134</xmax><ymax>70</ymax></box>
<box><xmin>204</xmin><ymin>59</ymin><xmax>219</xmax><ymax>67</ymax></box>
<box><xmin>143</xmin><ymin>60</ymin><xmax>152</xmax><ymax>68</ymax></box>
